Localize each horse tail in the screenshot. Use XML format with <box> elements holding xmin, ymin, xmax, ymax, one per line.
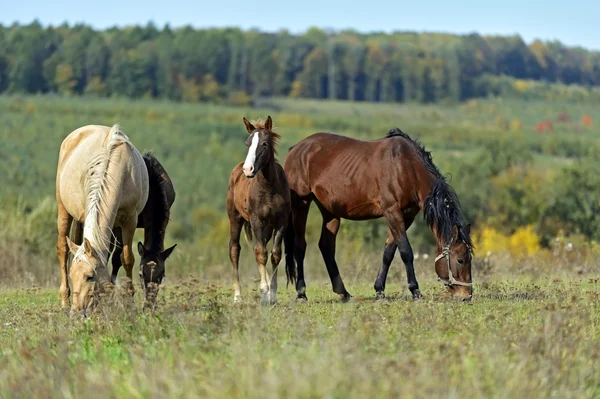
<box><xmin>243</xmin><ymin>221</ymin><xmax>253</xmax><ymax>243</ymax></box>
<box><xmin>284</xmin><ymin>212</ymin><xmax>297</xmax><ymax>287</ymax></box>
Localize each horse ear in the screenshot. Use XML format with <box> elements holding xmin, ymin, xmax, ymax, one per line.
<box><xmin>464</xmin><ymin>224</ymin><xmax>471</xmax><ymax>235</ymax></box>
<box><xmin>452</xmin><ymin>225</ymin><xmax>459</xmax><ymax>242</ymax></box>
<box><xmin>65</xmin><ymin>236</ymin><xmax>80</xmax><ymax>255</ymax></box>
<box><xmin>83</xmin><ymin>238</ymin><xmax>93</xmax><ymax>255</ymax></box>
<box><xmin>137</xmin><ymin>241</ymin><xmax>147</xmax><ymax>257</ymax></box>
<box><xmin>264</xmin><ymin>115</ymin><xmax>273</xmax><ymax>131</ymax></box>
<box><xmin>160</xmin><ymin>244</ymin><xmax>177</xmax><ymax>261</ymax></box>
<box><xmin>243</xmin><ymin>117</ymin><xmax>255</xmax><ymax>134</ymax></box>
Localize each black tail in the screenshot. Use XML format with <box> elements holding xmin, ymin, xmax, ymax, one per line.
<box><xmin>284</xmin><ymin>212</ymin><xmax>296</xmax><ymax>287</ymax></box>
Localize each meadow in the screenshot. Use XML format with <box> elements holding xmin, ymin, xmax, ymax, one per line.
<box><xmin>1</xmin><ymin>94</ymin><xmax>600</xmax><ymax>397</ymax></box>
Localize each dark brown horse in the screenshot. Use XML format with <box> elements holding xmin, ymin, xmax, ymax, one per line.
<box><xmin>283</xmin><ymin>128</ymin><xmax>474</xmax><ymax>302</ymax></box>
<box><xmin>227</xmin><ymin>116</ymin><xmax>291</xmax><ymax>304</ymax></box>
<box><xmin>81</xmin><ymin>152</ymin><xmax>177</xmax><ymax>303</ymax></box>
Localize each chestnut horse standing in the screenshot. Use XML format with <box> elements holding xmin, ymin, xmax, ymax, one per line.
<box><xmin>284</xmin><ymin>128</ymin><xmax>474</xmax><ymax>302</ymax></box>
<box><xmin>227</xmin><ymin>116</ymin><xmax>291</xmax><ymax>304</ymax></box>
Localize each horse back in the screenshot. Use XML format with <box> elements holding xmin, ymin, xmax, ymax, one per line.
<box><xmin>284</xmin><ymin>132</ymin><xmax>420</xmax><ymax>220</ymax></box>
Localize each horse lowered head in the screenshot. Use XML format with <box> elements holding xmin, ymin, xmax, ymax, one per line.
<box><xmin>66</xmin><ymin>237</ymin><xmax>112</xmax><ymax>317</ymax></box>
<box><xmin>138</xmin><ymin>242</ymin><xmax>177</xmax><ymax>306</ymax></box>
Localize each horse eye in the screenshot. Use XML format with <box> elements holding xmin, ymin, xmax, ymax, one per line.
<box><xmin>262</xmin><ymin>142</ymin><xmax>268</xmax><ymax>147</ymax></box>
<box><xmin>85</xmin><ymin>274</ymin><xmax>94</xmax><ymax>282</ymax></box>
<box><xmin>457</xmin><ymin>258</ymin><xmax>465</xmax><ymax>265</ymax></box>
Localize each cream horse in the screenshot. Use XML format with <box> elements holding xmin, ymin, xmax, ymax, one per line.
<box><xmin>56</xmin><ymin>124</ymin><xmax>149</xmax><ymax>316</ymax></box>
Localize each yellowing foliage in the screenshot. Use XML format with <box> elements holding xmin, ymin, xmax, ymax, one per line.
<box><xmin>289</xmin><ymin>80</ymin><xmax>303</xmax><ymax>98</ymax></box>
<box><xmin>510</xmin><ymin>118</ymin><xmax>522</xmax><ymax>131</ymax></box>
<box><xmin>512</xmin><ymin>79</ymin><xmax>530</xmax><ymax>93</ymax></box>
<box><xmin>55</xmin><ymin>63</ymin><xmax>76</xmax><ymax>95</ymax></box>
<box><xmin>475</xmin><ymin>225</ymin><xmax>541</xmax><ymax>258</ymax></box>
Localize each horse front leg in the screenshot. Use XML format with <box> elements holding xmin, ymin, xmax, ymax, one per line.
<box><xmin>56</xmin><ymin>200</ymin><xmax>73</xmax><ymax>311</ymax></box>
<box><xmin>120</xmin><ymin>217</ymin><xmax>138</xmax><ymax>296</ymax></box>
<box><xmin>269</xmin><ymin>217</ymin><xmax>288</xmax><ymax>304</ymax></box>
<box><xmin>252</xmin><ymin>220</ymin><xmax>272</xmax><ymax>305</ymax></box>
<box><xmin>317</xmin><ymin>204</ymin><xmax>351</xmax><ymax>302</ymax></box>
<box><xmin>385</xmin><ymin>209</ymin><xmax>422</xmax><ymax>300</ymax></box>
<box><xmin>373</xmin><ymin>229</ymin><xmax>397</xmax><ymax>300</ymax></box>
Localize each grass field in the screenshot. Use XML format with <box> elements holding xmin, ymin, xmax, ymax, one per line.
<box><xmin>1</xmin><ymin>280</ymin><xmax>599</xmax><ymax>398</ymax></box>
<box><xmin>1</xmin><ymin>94</ymin><xmax>600</xmax><ymax>397</ymax></box>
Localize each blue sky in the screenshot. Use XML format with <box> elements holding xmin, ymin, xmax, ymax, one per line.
<box><xmin>3</xmin><ymin>0</ymin><xmax>599</xmax><ymax>50</ymax></box>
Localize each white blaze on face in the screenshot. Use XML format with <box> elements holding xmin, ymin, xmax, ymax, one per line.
<box><xmin>243</xmin><ymin>133</ymin><xmax>259</xmax><ymax>176</ymax></box>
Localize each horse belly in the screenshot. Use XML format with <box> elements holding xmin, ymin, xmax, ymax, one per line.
<box><xmin>313</xmin><ymin>183</ymin><xmax>383</xmax><ymax>221</ymax></box>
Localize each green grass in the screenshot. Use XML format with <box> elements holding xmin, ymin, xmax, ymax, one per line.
<box><xmin>1</xmin><ymin>279</ymin><xmax>599</xmax><ymax>398</ymax></box>
<box><xmin>2</xmin><ymin>94</ymin><xmax>600</xmax><ymax>397</ymax></box>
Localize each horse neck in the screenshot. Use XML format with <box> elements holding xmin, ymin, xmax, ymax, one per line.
<box><xmin>415</xmin><ymin>165</ymin><xmax>451</xmax><ymax>249</ymax></box>
<box><xmin>142</xmin><ymin>190</ymin><xmax>168</xmax><ymax>253</ymax></box>
<box><xmin>256</xmin><ymin>157</ymin><xmax>279</xmax><ymax>187</ymax></box>
<box><xmin>82</xmin><ymin>146</ymin><xmax>130</xmax><ymax>262</ymax></box>
<box><xmin>415</xmin><ymin>165</ymin><xmax>439</xmax><ymax>212</ymax></box>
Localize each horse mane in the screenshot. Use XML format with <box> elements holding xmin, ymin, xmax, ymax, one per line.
<box><xmin>250</xmin><ymin>118</ymin><xmax>281</xmax><ymax>158</ymax></box>
<box><xmin>142</xmin><ymin>151</ymin><xmax>171</xmax><ymax>252</ymax></box>
<box><xmin>80</xmin><ymin>124</ymin><xmax>132</xmax><ymax>262</ymax></box>
<box><xmin>386</xmin><ymin>128</ymin><xmax>473</xmax><ymax>249</ymax></box>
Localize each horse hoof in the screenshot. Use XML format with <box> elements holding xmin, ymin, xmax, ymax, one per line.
<box><xmin>340</xmin><ymin>293</ymin><xmax>352</xmax><ymax>303</ymax></box>
<box><xmin>233</xmin><ymin>296</ymin><xmax>243</xmax><ymax>304</ymax></box>
<box><xmin>412</xmin><ymin>290</ymin><xmax>424</xmax><ymax>300</ymax></box>
<box><xmin>375</xmin><ymin>292</ymin><xmax>387</xmax><ymax>301</ymax></box>
<box><xmin>296</xmin><ymin>294</ymin><xmax>308</xmax><ymax>303</ymax></box>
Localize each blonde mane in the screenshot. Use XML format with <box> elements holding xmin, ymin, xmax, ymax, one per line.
<box><xmin>79</xmin><ymin>124</ymin><xmax>132</xmax><ymax>263</ymax></box>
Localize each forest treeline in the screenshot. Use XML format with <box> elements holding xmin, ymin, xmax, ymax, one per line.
<box><xmin>1</xmin><ymin>21</ymin><xmax>600</xmax><ymax>104</ymax></box>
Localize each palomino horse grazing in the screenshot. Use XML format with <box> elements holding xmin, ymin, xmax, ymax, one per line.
<box><xmin>284</xmin><ymin>128</ymin><xmax>474</xmax><ymax>302</ymax></box>
<box><xmin>227</xmin><ymin>116</ymin><xmax>292</xmax><ymax>304</ymax></box>
<box><xmin>56</xmin><ymin>124</ymin><xmax>149</xmax><ymax>316</ymax></box>
<box><xmin>83</xmin><ymin>152</ymin><xmax>176</xmax><ymax>305</ymax></box>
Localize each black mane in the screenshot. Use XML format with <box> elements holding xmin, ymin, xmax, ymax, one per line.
<box><xmin>142</xmin><ymin>152</ymin><xmax>172</xmax><ymax>252</ymax></box>
<box><xmin>386</xmin><ymin>128</ymin><xmax>473</xmax><ymax>249</ymax></box>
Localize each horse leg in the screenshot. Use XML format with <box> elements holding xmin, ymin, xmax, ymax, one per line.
<box><xmin>120</xmin><ymin>217</ymin><xmax>138</xmax><ymax>296</ymax></box>
<box><xmin>317</xmin><ymin>205</ymin><xmax>351</xmax><ymax>302</ymax></box>
<box><xmin>56</xmin><ymin>200</ymin><xmax>73</xmax><ymax>311</ymax></box>
<box><xmin>292</xmin><ymin>197</ymin><xmax>311</xmax><ymax>301</ymax></box>
<box><xmin>229</xmin><ymin>216</ymin><xmax>244</xmax><ymax>303</ymax></box>
<box><xmin>385</xmin><ymin>210</ymin><xmax>422</xmax><ymax>299</ymax></box>
<box><xmin>110</xmin><ymin>227</ymin><xmax>123</xmax><ymax>284</ymax></box>
<box><xmin>373</xmin><ymin>229</ymin><xmax>397</xmax><ymax>300</ymax></box>
<box><xmin>252</xmin><ymin>221</ymin><xmax>271</xmax><ymax>305</ymax></box>
<box><xmin>269</xmin><ymin>218</ymin><xmax>287</xmax><ymax>304</ymax></box>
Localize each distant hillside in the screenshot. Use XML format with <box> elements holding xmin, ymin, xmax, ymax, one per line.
<box><xmin>1</xmin><ymin>21</ymin><xmax>599</xmax><ymax>104</ymax></box>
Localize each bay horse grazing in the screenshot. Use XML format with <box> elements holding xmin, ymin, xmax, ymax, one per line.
<box><xmin>227</xmin><ymin>116</ymin><xmax>291</xmax><ymax>304</ymax></box>
<box><xmin>56</xmin><ymin>124</ymin><xmax>149</xmax><ymax>316</ymax></box>
<box><xmin>106</xmin><ymin>152</ymin><xmax>177</xmax><ymax>305</ymax></box>
<box><xmin>284</xmin><ymin>128</ymin><xmax>474</xmax><ymax>302</ymax></box>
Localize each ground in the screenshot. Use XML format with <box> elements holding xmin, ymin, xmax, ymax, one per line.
<box><xmin>1</xmin><ymin>279</ymin><xmax>599</xmax><ymax>398</ymax></box>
